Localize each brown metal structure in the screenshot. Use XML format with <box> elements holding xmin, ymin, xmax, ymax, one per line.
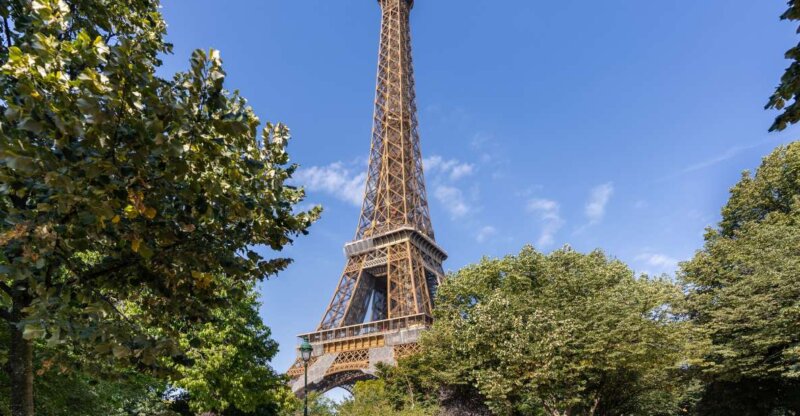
<box><xmin>288</xmin><ymin>0</ymin><xmax>446</xmax><ymax>395</ymax></box>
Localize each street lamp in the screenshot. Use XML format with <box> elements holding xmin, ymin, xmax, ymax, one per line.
<box><xmin>299</xmin><ymin>337</ymin><xmax>313</xmax><ymax>416</ymax></box>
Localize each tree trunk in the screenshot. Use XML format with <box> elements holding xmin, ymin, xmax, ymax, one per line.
<box><xmin>8</xmin><ymin>321</ymin><xmax>34</xmax><ymax>416</ymax></box>
<box><xmin>589</xmin><ymin>397</ymin><xmax>601</xmax><ymax>416</ymax></box>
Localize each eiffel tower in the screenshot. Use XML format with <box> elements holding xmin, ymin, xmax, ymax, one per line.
<box><xmin>288</xmin><ymin>0</ymin><xmax>446</xmax><ymax>395</ymax></box>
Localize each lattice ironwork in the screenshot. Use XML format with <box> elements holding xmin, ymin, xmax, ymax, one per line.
<box><xmin>287</xmin><ymin>356</ymin><xmax>317</xmax><ymax>378</ymax></box>
<box><xmin>290</xmin><ymin>0</ymin><xmax>446</xmax><ymax>396</ymax></box>
<box><xmin>315</xmin><ymin>0</ymin><xmax>444</xmax><ymax>335</ymax></box>
<box><xmin>393</xmin><ymin>343</ymin><xmax>421</xmax><ymax>360</ymax></box>
<box><xmin>326</xmin><ymin>349</ymin><xmax>371</xmax><ymax>375</ymax></box>
<box><xmin>357</xmin><ymin>0</ymin><xmax>433</xmax><ymax>241</ymax></box>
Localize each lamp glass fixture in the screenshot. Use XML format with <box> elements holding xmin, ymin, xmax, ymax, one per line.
<box><xmin>300</xmin><ymin>339</ymin><xmax>313</xmax><ymax>362</ymax></box>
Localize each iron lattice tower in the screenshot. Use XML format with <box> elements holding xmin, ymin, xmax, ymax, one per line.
<box><xmin>288</xmin><ymin>0</ymin><xmax>446</xmax><ymax>395</ymax></box>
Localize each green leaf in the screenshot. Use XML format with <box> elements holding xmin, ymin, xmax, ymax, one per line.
<box><xmin>18</xmin><ymin>117</ymin><xmax>44</xmax><ymax>134</ymax></box>
<box><xmin>8</xmin><ymin>46</ymin><xmax>23</xmax><ymax>63</ymax></box>
<box><xmin>22</xmin><ymin>324</ymin><xmax>45</xmax><ymax>340</ymax></box>
<box><xmin>112</xmin><ymin>344</ymin><xmax>132</xmax><ymax>359</ymax></box>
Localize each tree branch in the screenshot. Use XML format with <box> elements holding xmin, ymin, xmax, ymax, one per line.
<box><xmin>92</xmin><ymin>289</ymin><xmax>140</xmax><ymax>330</ymax></box>
<box><xmin>103</xmin><ymin>32</ymin><xmax>117</xmax><ymax>45</ymax></box>
<box><xmin>2</xmin><ymin>15</ymin><xmax>12</xmax><ymax>50</ymax></box>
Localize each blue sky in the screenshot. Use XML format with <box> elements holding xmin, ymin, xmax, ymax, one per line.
<box><xmin>159</xmin><ymin>0</ymin><xmax>798</xmax><ymax>377</ymax></box>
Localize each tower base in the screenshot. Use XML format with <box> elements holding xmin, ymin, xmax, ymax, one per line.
<box><xmin>288</xmin><ymin>315</ymin><xmax>429</xmax><ymax>395</ymax></box>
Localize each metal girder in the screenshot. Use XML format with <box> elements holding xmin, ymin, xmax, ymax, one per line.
<box><xmin>356</xmin><ymin>0</ymin><xmax>433</xmax><ymax>241</ymax></box>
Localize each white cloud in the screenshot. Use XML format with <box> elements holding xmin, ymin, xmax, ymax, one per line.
<box><xmin>450</xmin><ymin>163</ymin><xmax>474</xmax><ymax>180</ymax></box>
<box><xmin>635</xmin><ymin>252</ymin><xmax>679</xmax><ymax>275</ymax></box>
<box><xmin>527</xmin><ymin>198</ymin><xmax>564</xmax><ymax>248</ymax></box>
<box><xmin>434</xmin><ymin>185</ymin><xmax>470</xmax><ymax>218</ymax></box>
<box><xmin>585</xmin><ymin>183</ymin><xmax>614</xmax><ymax>223</ymax></box>
<box><xmin>476</xmin><ymin>226</ymin><xmax>497</xmax><ymax>243</ymax></box>
<box><xmin>294</xmin><ymin>162</ymin><xmax>366</xmax><ymax>207</ymax></box>
<box><xmin>424</xmin><ymin>155</ymin><xmax>474</xmax><ymax>181</ymax></box>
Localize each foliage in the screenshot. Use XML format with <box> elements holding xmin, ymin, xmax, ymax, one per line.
<box><xmin>337</xmin><ymin>379</ymin><xmax>438</xmax><ymax>416</ymax></box>
<box><xmin>278</xmin><ymin>391</ymin><xmax>337</xmax><ymax>416</ymax></box>
<box><xmin>681</xmin><ymin>142</ymin><xmax>800</xmax><ymax>414</ymax></box>
<box><xmin>0</xmin><ymin>286</ymin><xmax>293</xmax><ymax>416</ymax></box>
<box><xmin>419</xmin><ymin>246</ymin><xmax>686</xmax><ymax>416</ymax></box>
<box><xmin>0</xmin><ymin>334</ymin><xmax>177</xmax><ymax>416</ymax></box>
<box><xmin>172</xmin><ymin>283</ymin><xmax>287</xmax><ymax>414</ymax></box>
<box><xmin>376</xmin><ymin>360</ymin><xmax>440</xmax><ymax>412</ymax></box>
<box><xmin>718</xmin><ymin>143</ymin><xmax>800</xmax><ymax>237</ymax></box>
<box><xmin>690</xmin><ymin>379</ymin><xmax>800</xmax><ymax>416</ymax></box>
<box><xmin>767</xmin><ymin>0</ymin><xmax>800</xmax><ymax>131</ymax></box>
<box><xmin>0</xmin><ymin>0</ymin><xmax>318</xmax><ymax>413</ymax></box>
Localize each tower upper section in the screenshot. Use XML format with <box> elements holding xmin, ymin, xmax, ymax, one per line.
<box><xmin>378</xmin><ymin>0</ymin><xmax>414</xmax><ymax>8</ymax></box>
<box><xmin>356</xmin><ymin>0</ymin><xmax>434</xmax><ymax>241</ymax></box>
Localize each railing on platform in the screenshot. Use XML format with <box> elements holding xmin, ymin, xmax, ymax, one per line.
<box><xmin>299</xmin><ymin>314</ymin><xmax>433</xmax><ymax>344</ymax></box>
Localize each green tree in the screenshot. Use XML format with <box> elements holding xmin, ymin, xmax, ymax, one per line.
<box><xmin>376</xmin><ymin>360</ymin><xmax>441</xmax><ymax>412</ymax></box>
<box><xmin>337</xmin><ymin>379</ymin><xmax>437</xmax><ymax>416</ymax></box>
<box><xmin>0</xmin><ymin>368</ymin><xmax>177</xmax><ymax>416</ymax></box>
<box><xmin>680</xmin><ymin>143</ymin><xmax>800</xmax><ymax>415</ymax></box>
<box><xmin>420</xmin><ymin>246</ymin><xmax>686</xmax><ymax>416</ymax></box>
<box><xmin>279</xmin><ymin>391</ymin><xmax>337</xmax><ymax>416</ymax></box>
<box><xmin>0</xmin><ymin>0</ymin><xmax>318</xmax><ymax>414</ymax></box>
<box><xmin>0</xmin><ymin>281</ymin><xmax>298</xmax><ymax>416</ymax></box>
<box><xmin>767</xmin><ymin>0</ymin><xmax>800</xmax><ymax>131</ymax></box>
<box><xmin>172</xmin><ymin>283</ymin><xmax>287</xmax><ymax>414</ymax></box>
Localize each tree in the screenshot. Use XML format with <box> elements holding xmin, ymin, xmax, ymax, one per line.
<box><xmin>0</xmin><ymin>320</ymin><xmax>179</xmax><ymax>416</ymax></box>
<box><xmin>375</xmin><ymin>360</ymin><xmax>441</xmax><ymax>413</ymax></box>
<box><xmin>680</xmin><ymin>143</ymin><xmax>800</xmax><ymax>415</ymax></box>
<box><xmin>171</xmin><ymin>282</ymin><xmax>288</xmax><ymax>415</ymax></box>
<box><xmin>0</xmin><ymin>364</ymin><xmax>177</xmax><ymax>416</ymax></box>
<box><xmin>337</xmin><ymin>379</ymin><xmax>437</xmax><ymax>416</ymax></box>
<box><xmin>766</xmin><ymin>0</ymin><xmax>800</xmax><ymax>131</ymax></box>
<box><xmin>278</xmin><ymin>391</ymin><xmax>337</xmax><ymax>416</ymax></box>
<box><xmin>0</xmin><ymin>280</ymin><xmax>299</xmax><ymax>416</ymax></box>
<box><xmin>718</xmin><ymin>143</ymin><xmax>800</xmax><ymax>237</ymax></box>
<box><xmin>0</xmin><ymin>1</ymin><xmax>319</xmax><ymax>414</ymax></box>
<box><xmin>419</xmin><ymin>246</ymin><xmax>686</xmax><ymax>416</ymax></box>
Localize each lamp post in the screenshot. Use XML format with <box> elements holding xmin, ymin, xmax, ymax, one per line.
<box><xmin>299</xmin><ymin>337</ymin><xmax>313</xmax><ymax>416</ymax></box>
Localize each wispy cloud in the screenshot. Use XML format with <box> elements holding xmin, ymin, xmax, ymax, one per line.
<box><xmin>635</xmin><ymin>252</ymin><xmax>679</xmax><ymax>275</ymax></box>
<box><xmin>434</xmin><ymin>185</ymin><xmax>471</xmax><ymax>219</ymax></box>
<box><xmin>527</xmin><ymin>198</ymin><xmax>564</xmax><ymax>248</ymax></box>
<box><xmin>476</xmin><ymin>226</ymin><xmax>497</xmax><ymax>243</ymax></box>
<box><xmin>585</xmin><ymin>183</ymin><xmax>614</xmax><ymax>224</ymax></box>
<box><xmin>681</xmin><ymin>146</ymin><xmax>753</xmax><ymax>175</ymax></box>
<box><xmin>424</xmin><ymin>155</ymin><xmax>474</xmax><ymax>181</ymax></box>
<box><xmin>294</xmin><ymin>162</ymin><xmax>366</xmax><ymax>206</ymax></box>
<box><xmin>424</xmin><ymin>154</ymin><xmax>481</xmax><ymax>222</ymax></box>
<box><xmin>470</xmin><ymin>132</ymin><xmax>507</xmax><ymax>175</ymax></box>
<box><xmin>671</xmin><ymin>140</ymin><xmax>778</xmax><ymax>178</ymax></box>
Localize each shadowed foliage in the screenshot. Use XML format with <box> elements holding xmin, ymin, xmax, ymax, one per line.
<box><xmin>0</xmin><ymin>0</ymin><xmax>318</xmax><ymax>414</ymax></box>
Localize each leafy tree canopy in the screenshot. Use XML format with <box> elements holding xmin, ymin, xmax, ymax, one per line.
<box><xmin>719</xmin><ymin>143</ymin><xmax>800</xmax><ymax>237</ymax></box>
<box><xmin>172</xmin><ymin>282</ymin><xmax>288</xmax><ymax>414</ymax></box>
<box><xmin>681</xmin><ymin>142</ymin><xmax>800</xmax><ymax>414</ymax></box>
<box><xmin>337</xmin><ymin>379</ymin><xmax>438</xmax><ymax>416</ymax></box>
<box><xmin>0</xmin><ymin>0</ymin><xmax>318</xmax><ymax>413</ymax></box>
<box><xmin>767</xmin><ymin>0</ymin><xmax>800</xmax><ymax>131</ymax></box>
<box><xmin>278</xmin><ymin>391</ymin><xmax>337</xmax><ymax>416</ymax></box>
<box><xmin>418</xmin><ymin>246</ymin><xmax>686</xmax><ymax>416</ymax></box>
